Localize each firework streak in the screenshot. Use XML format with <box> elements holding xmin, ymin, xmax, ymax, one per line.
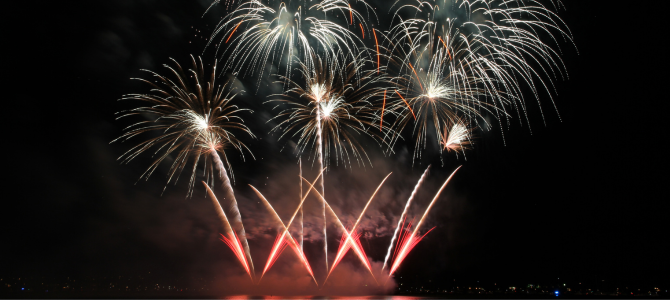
<box><xmin>387</xmin><ymin>166</ymin><xmax>462</xmax><ymax>277</ymax></box>
<box><xmin>203</xmin><ymin>182</ymin><xmax>253</xmax><ymax>281</ymax></box>
<box><xmin>381</xmin><ymin>165</ymin><xmax>431</xmax><ymax>272</ymax></box>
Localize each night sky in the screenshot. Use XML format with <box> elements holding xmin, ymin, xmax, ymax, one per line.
<box><xmin>4</xmin><ymin>0</ymin><xmax>668</xmax><ymax>294</ymax></box>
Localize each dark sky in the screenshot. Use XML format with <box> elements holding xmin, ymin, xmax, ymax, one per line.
<box><xmin>4</xmin><ymin>0</ymin><xmax>668</xmax><ymax>293</ymax></box>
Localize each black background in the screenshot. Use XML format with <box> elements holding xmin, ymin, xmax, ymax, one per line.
<box><xmin>3</xmin><ymin>0</ymin><xmax>668</xmax><ymax>293</ymax></box>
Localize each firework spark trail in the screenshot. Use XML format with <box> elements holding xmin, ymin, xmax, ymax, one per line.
<box><xmin>264</xmin><ymin>233</ymin><xmax>291</xmax><ymax>277</ymax></box>
<box><xmin>380</xmin><ymin>90</ymin><xmax>387</xmax><ymax>131</ymax></box>
<box><xmin>388</xmin><ymin>224</ymin><xmax>435</xmax><ymax>277</ymax></box>
<box><xmin>411</xmin><ymin>166</ymin><xmax>461</xmax><ymax>237</ymax></box>
<box><xmin>391</xmin><ymin>217</ymin><xmax>410</xmax><ymax>263</ymax></box>
<box><xmin>299</xmin><ymin>158</ymin><xmax>303</xmax><ymax>251</ymax></box>
<box><xmin>381</xmin><ymin>165</ymin><xmax>431</xmax><ymax>272</ymax></box>
<box><xmin>315</xmin><ymin>104</ymin><xmax>328</xmax><ymax>275</ymax></box>
<box><xmin>220</xmin><ymin>231</ymin><xmax>254</xmax><ymax>278</ymax></box>
<box><xmin>387</xmin><ymin>166</ymin><xmax>462</xmax><ymax>277</ymax></box>
<box><xmin>203</xmin><ymin>182</ymin><xmax>253</xmax><ymax>281</ymax></box>
<box><xmin>250</xmin><ymin>169</ymin><xmax>326</xmax><ymax>284</ymax></box>
<box><xmin>285</xmin><ymin>234</ymin><xmax>315</xmax><ymax>279</ymax></box>
<box><xmin>248</xmin><ymin>185</ymin><xmax>317</xmax><ymax>285</ymax></box>
<box><xmin>325</xmin><ymin>172</ymin><xmax>391</xmax><ymax>282</ymax></box>
<box><xmin>261</xmin><ymin>233</ymin><xmax>316</xmax><ymax>284</ymax></box>
<box><xmin>329</xmin><ymin>229</ymin><xmax>370</xmax><ymax>281</ymax></box>
<box><xmin>268</xmin><ymin>54</ymin><xmax>390</xmax><ymax>275</ymax></box>
<box><xmin>210</xmin><ymin>150</ymin><xmax>255</xmax><ymax>277</ymax></box>
<box><xmin>300</xmin><ymin>177</ymin><xmax>381</xmax><ymax>285</ymax></box>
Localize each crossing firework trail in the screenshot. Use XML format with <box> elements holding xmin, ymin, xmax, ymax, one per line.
<box><xmin>249</xmin><ymin>169</ymin><xmax>326</xmax><ymax>284</ymax></box>
<box><xmin>248</xmin><ymin>185</ymin><xmax>317</xmax><ymax>285</ymax></box>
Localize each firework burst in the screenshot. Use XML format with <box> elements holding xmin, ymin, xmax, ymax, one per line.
<box><xmin>379</xmin><ymin>0</ymin><xmax>573</xmax><ymax>160</ymax></box>
<box><xmin>112</xmin><ymin>55</ymin><xmax>254</xmax><ymax>194</ymax></box>
<box><xmin>268</xmin><ymin>53</ymin><xmax>388</xmax><ymax>169</ymax></box>
<box><xmin>207</xmin><ymin>0</ymin><xmax>374</xmax><ymax>86</ymax></box>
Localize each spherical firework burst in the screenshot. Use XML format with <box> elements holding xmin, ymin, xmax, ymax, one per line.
<box><xmin>268</xmin><ymin>53</ymin><xmax>387</xmax><ymax>169</ymax></box>
<box><xmin>207</xmin><ymin>0</ymin><xmax>375</xmax><ymax>86</ymax></box>
<box><xmin>112</xmin><ymin>55</ymin><xmax>255</xmax><ymax>195</ymax></box>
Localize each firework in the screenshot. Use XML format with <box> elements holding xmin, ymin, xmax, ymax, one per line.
<box><xmin>112</xmin><ymin>55</ymin><xmax>256</xmax><ymax>275</ymax></box>
<box><xmin>387</xmin><ymin>166</ymin><xmax>462</xmax><ymax>277</ymax></box>
<box><xmin>249</xmin><ymin>169</ymin><xmax>326</xmax><ymax>284</ymax></box>
<box><xmin>387</xmin><ymin>220</ymin><xmax>435</xmax><ymax>277</ymax></box>
<box><xmin>380</xmin><ymin>0</ymin><xmax>573</xmax><ymax>160</ymax></box>
<box><xmin>268</xmin><ymin>53</ymin><xmax>388</xmax><ymax>274</ymax></box>
<box><xmin>330</xmin><ymin>229</ymin><xmax>371</xmax><ymax>281</ymax></box>
<box><xmin>441</xmin><ymin>121</ymin><xmax>473</xmax><ymax>155</ymax></box>
<box><xmin>248</xmin><ymin>185</ymin><xmax>317</xmax><ymax>285</ymax></box>
<box><xmin>203</xmin><ymin>182</ymin><xmax>252</xmax><ymax>281</ymax></box>
<box><xmin>207</xmin><ymin>0</ymin><xmax>373</xmax><ymax>86</ymax></box>
<box><xmin>381</xmin><ymin>165</ymin><xmax>431</xmax><ymax>272</ymax></box>
<box><xmin>268</xmin><ymin>53</ymin><xmax>388</xmax><ymax>171</ymax></box>
<box><xmin>324</xmin><ymin>173</ymin><xmax>391</xmax><ymax>283</ymax></box>
<box><xmin>301</xmin><ymin>177</ymin><xmax>380</xmax><ymax>285</ymax></box>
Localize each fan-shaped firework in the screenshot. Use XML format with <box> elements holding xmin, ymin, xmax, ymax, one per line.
<box><xmin>379</xmin><ymin>0</ymin><xmax>573</xmax><ymax>160</ymax></box>
<box><xmin>207</xmin><ymin>0</ymin><xmax>374</xmax><ymax>86</ymax></box>
<box><xmin>441</xmin><ymin>120</ymin><xmax>473</xmax><ymax>155</ymax></box>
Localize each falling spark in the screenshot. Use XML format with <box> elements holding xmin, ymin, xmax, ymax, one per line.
<box><xmin>395</xmin><ymin>90</ymin><xmax>415</xmax><ymax>119</ymax></box>
<box><xmin>380</xmin><ymin>89</ymin><xmax>386</xmax><ymax>131</ymax></box>
<box><xmin>373</xmin><ymin>29</ymin><xmax>380</xmax><ymax>73</ymax></box>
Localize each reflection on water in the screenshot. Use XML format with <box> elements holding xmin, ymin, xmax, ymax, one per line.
<box><xmin>223</xmin><ymin>296</ymin><xmax>431</xmax><ymax>300</ymax></box>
